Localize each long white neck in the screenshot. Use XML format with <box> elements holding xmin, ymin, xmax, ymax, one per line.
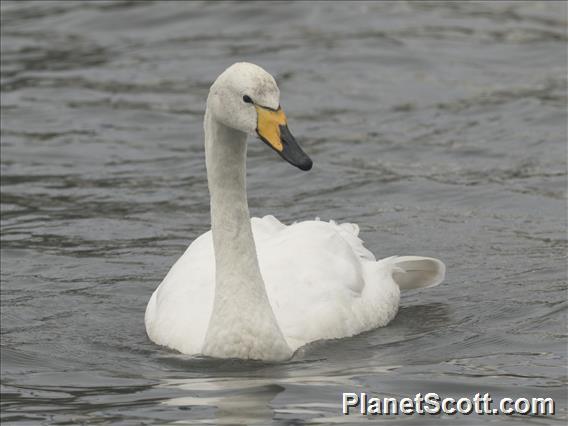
<box><xmin>201</xmin><ymin>108</ymin><xmax>292</xmax><ymax>361</ymax></box>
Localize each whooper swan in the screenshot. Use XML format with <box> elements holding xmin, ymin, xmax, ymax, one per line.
<box><xmin>145</xmin><ymin>62</ymin><xmax>445</xmax><ymax>361</ymax></box>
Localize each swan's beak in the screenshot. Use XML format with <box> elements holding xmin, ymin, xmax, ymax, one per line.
<box><xmin>255</xmin><ymin>106</ymin><xmax>313</xmax><ymax>171</ymax></box>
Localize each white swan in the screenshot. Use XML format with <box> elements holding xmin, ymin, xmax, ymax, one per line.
<box><xmin>145</xmin><ymin>62</ymin><xmax>446</xmax><ymax>361</ymax></box>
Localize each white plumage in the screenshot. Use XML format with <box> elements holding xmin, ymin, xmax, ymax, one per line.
<box><xmin>145</xmin><ymin>63</ymin><xmax>445</xmax><ymax>361</ymax></box>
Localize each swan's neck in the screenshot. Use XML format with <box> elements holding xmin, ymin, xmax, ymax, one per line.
<box><xmin>202</xmin><ymin>110</ymin><xmax>291</xmax><ymax>360</ymax></box>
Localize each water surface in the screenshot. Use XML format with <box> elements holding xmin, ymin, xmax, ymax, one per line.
<box><xmin>1</xmin><ymin>1</ymin><xmax>566</xmax><ymax>424</ymax></box>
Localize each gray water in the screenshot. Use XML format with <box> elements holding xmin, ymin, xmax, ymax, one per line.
<box><xmin>1</xmin><ymin>1</ymin><xmax>567</xmax><ymax>424</ymax></box>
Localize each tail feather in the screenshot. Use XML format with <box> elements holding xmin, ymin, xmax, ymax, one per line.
<box><xmin>389</xmin><ymin>256</ymin><xmax>446</xmax><ymax>290</ymax></box>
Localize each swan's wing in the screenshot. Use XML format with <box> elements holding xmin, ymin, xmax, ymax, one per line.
<box><xmin>145</xmin><ymin>231</ymin><xmax>215</xmax><ymax>355</ymax></box>
<box><xmin>254</xmin><ymin>219</ymin><xmax>396</xmax><ymax>350</ymax></box>
<box><xmin>253</xmin><ymin>215</ymin><xmax>375</xmax><ymax>261</ymax></box>
<box><xmin>251</xmin><ymin>214</ymin><xmax>286</xmax><ymax>236</ymax></box>
<box><xmin>327</xmin><ymin>219</ymin><xmax>376</xmax><ymax>261</ymax></box>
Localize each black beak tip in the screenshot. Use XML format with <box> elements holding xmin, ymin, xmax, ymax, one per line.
<box><xmin>298</xmin><ymin>158</ymin><xmax>313</xmax><ymax>171</ymax></box>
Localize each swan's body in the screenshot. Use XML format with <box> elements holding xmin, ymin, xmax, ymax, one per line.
<box><xmin>145</xmin><ymin>63</ymin><xmax>445</xmax><ymax>361</ymax></box>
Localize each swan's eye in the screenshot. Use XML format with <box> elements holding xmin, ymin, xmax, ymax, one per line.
<box><xmin>242</xmin><ymin>95</ymin><xmax>253</xmax><ymax>104</ymax></box>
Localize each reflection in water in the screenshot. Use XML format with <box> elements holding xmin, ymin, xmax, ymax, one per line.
<box><xmin>159</xmin><ymin>362</ymin><xmax>401</xmax><ymax>424</ymax></box>
<box><xmin>163</xmin><ymin>379</ymin><xmax>284</xmax><ymax>424</ymax></box>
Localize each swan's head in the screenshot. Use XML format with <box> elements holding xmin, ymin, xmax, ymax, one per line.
<box><xmin>207</xmin><ymin>62</ymin><xmax>312</xmax><ymax>171</ymax></box>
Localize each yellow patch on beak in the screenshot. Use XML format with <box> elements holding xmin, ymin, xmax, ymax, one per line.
<box><xmin>255</xmin><ymin>106</ymin><xmax>287</xmax><ymax>152</ymax></box>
